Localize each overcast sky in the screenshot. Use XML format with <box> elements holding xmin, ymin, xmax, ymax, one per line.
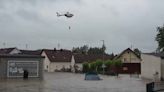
<box><xmin>0</xmin><ymin>0</ymin><xmax>164</xmax><ymax>54</ymax></box>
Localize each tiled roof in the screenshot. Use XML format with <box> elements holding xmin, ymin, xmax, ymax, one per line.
<box><xmin>74</xmin><ymin>53</ymin><xmax>112</xmax><ymax>63</ymax></box>
<box><xmin>0</xmin><ymin>48</ymin><xmax>44</xmax><ymax>58</ymax></box>
<box><xmin>0</xmin><ymin>47</ymin><xmax>16</xmax><ymax>54</ymax></box>
<box><xmin>0</xmin><ymin>54</ymin><xmax>44</xmax><ymax>58</ymax></box>
<box><xmin>20</xmin><ymin>50</ymin><xmax>42</xmax><ymax>55</ymax></box>
<box><xmin>0</xmin><ymin>47</ymin><xmax>43</xmax><ymax>56</ymax></box>
<box><xmin>43</xmin><ymin>49</ymin><xmax>72</xmax><ymax>62</ymax></box>
<box><xmin>43</xmin><ymin>49</ymin><xmax>112</xmax><ymax>63</ymax></box>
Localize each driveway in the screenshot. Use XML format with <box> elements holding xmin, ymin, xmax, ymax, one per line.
<box><xmin>0</xmin><ymin>72</ymin><xmax>151</xmax><ymax>92</ymax></box>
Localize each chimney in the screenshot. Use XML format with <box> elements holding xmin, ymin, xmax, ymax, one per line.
<box><xmin>54</xmin><ymin>48</ymin><xmax>56</xmax><ymax>51</ymax></box>
<box><xmin>60</xmin><ymin>49</ymin><xmax>63</xmax><ymax>51</ymax></box>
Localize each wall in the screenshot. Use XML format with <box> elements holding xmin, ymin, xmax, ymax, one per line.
<box><xmin>120</xmin><ymin>51</ymin><xmax>141</xmax><ymax>63</ymax></box>
<box><xmin>161</xmin><ymin>59</ymin><xmax>164</xmax><ymax>80</ymax></box>
<box><xmin>141</xmin><ymin>54</ymin><xmax>161</xmax><ymax>80</ymax></box>
<box><xmin>41</xmin><ymin>51</ymin><xmax>50</xmax><ymax>72</ymax></box>
<box><xmin>76</xmin><ymin>63</ymin><xmax>83</xmax><ymax>71</ymax></box>
<box><xmin>0</xmin><ymin>58</ymin><xmax>7</xmax><ymax>79</ymax></box>
<box><xmin>0</xmin><ymin>57</ymin><xmax>43</xmax><ymax>79</ymax></box>
<box><xmin>49</xmin><ymin>62</ymin><xmax>71</xmax><ymax>72</ymax></box>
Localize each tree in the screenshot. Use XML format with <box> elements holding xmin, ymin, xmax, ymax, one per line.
<box><xmin>156</xmin><ymin>25</ymin><xmax>164</xmax><ymax>52</ymax></box>
<box><xmin>134</xmin><ymin>48</ymin><xmax>141</xmax><ymax>58</ymax></box>
<box><xmin>82</xmin><ymin>63</ymin><xmax>89</xmax><ymax>73</ymax></box>
<box><xmin>101</xmin><ymin>43</ymin><xmax>106</xmax><ymax>54</ymax></box>
<box><xmin>72</xmin><ymin>45</ymin><xmax>89</xmax><ymax>54</ymax></box>
<box><xmin>88</xmin><ymin>47</ymin><xmax>104</xmax><ymax>54</ymax></box>
<box><xmin>80</xmin><ymin>45</ymin><xmax>89</xmax><ymax>54</ymax></box>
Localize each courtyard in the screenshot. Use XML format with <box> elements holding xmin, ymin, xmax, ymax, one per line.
<box><xmin>0</xmin><ymin>72</ymin><xmax>151</xmax><ymax>92</ymax></box>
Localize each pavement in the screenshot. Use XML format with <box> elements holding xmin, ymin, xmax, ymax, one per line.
<box><xmin>0</xmin><ymin>72</ymin><xmax>152</xmax><ymax>92</ymax></box>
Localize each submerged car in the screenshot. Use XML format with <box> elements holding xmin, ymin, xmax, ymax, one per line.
<box><xmin>85</xmin><ymin>72</ymin><xmax>101</xmax><ymax>80</ymax></box>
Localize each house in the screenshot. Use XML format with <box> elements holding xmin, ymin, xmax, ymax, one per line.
<box><xmin>72</xmin><ymin>53</ymin><xmax>113</xmax><ymax>72</ymax></box>
<box><xmin>115</xmin><ymin>48</ymin><xmax>141</xmax><ymax>74</ymax></box>
<box><xmin>141</xmin><ymin>53</ymin><xmax>164</xmax><ymax>81</ymax></box>
<box><xmin>41</xmin><ymin>47</ymin><xmax>113</xmax><ymax>72</ymax></box>
<box><xmin>41</xmin><ymin>49</ymin><xmax>72</xmax><ymax>72</ymax></box>
<box><xmin>0</xmin><ymin>47</ymin><xmax>21</xmax><ymax>54</ymax></box>
<box><xmin>0</xmin><ymin>47</ymin><xmax>44</xmax><ymax>79</ymax></box>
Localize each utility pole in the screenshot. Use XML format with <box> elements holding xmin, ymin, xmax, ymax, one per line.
<box><xmin>130</xmin><ymin>45</ymin><xmax>132</xmax><ymax>77</ymax></box>
<box><xmin>101</xmin><ymin>40</ymin><xmax>106</xmax><ymax>75</ymax></box>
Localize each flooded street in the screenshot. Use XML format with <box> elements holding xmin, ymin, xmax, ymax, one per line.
<box><xmin>0</xmin><ymin>72</ymin><xmax>151</xmax><ymax>92</ymax></box>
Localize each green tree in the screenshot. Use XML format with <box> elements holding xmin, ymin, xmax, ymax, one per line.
<box><xmin>156</xmin><ymin>25</ymin><xmax>164</xmax><ymax>52</ymax></box>
<box><xmin>88</xmin><ymin>47</ymin><xmax>104</xmax><ymax>54</ymax></box>
<box><xmin>72</xmin><ymin>45</ymin><xmax>89</xmax><ymax>54</ymax></box>
<box><xmin>133</xmin><ymin>48</ymin><xmax>141</xmax><ymax>58</ymax></box>
<box><xmin>82</xmin><ymin>63</ymin><xmax>89</xmax><ymax>73</ymax></box>
<box><xmin>101</xmin><ymin>43</ymin><xmax>106</xmax><ymax>53</ymax></box>
<box><xmin>95</xmin><ymin>59</ymin><xmax>103</xmax><ymax>72</ymax></box>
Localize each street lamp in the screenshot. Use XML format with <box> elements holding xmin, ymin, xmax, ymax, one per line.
<box><xmin>101</xmin><ymin>40</ymin><xmax>106</xmax><ymax>75</ymax></box>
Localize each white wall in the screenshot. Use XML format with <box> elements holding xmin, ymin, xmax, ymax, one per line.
<box><xmin>76</xmin><ymin>63</ymin><xmax>83</xmax><ymax>71</ymax></box>
<box><xmin>10</xmin><ymin>48</ymin><xmax>21</xmax><ymax>54</ymax></box>
<box><xmin>161</xmin><ymin>59</ymin><xmax>164</xmax><ymax>80</ymax></box>
<box><xmin>41</xmin><ymin>51</ymin><xmax>50</xmax><ymax>72</ymax></box>
<box><xmin>141</xmin><ymin>54</ymin><xmax>161</xmax><ymax>80</ymax></box>
<box><xmin>120</xmin><ymin>51</ymin><xmax>141</xmax><ymax>63</ymax></box>
<box><xmin>49</xmin><ymin>62</ymin><xmax>71</xmax><ymax>72</ymax></box>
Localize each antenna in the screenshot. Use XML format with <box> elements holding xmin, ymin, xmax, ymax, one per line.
<box><xmin>25</xmin><ymin>44</ymin><xmax>28</xmax><ymax>50</ymax></box>
<box><xmin>57</xmin><ymin>43</ymin><xmax>60</xmax><ymax>50</ymax></box>
<box><xmin>3</xmin><ymin>42</ymin><xmax>6</xmax><ymax>48</ymax></box>
<box><xmin>130</xmin><ymin>45</ymin><xmax>133</xmax><ymax>50</ymax></box>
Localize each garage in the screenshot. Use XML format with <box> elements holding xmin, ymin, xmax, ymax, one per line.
<box><xmin>0</xmin><ymin>54</ymin><xmax>44</xmax><ymax>79</ymax></box>
<box><xmin>118</xmin><ymin>63</ymin><xmax>141</xmax><ymax>74</ymax></box>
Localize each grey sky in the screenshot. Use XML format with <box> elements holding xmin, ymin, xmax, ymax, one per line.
<box><xmin>0</xmin><ymin>0</ymin><xmax>164</xmax><ymax>54</ymax></box>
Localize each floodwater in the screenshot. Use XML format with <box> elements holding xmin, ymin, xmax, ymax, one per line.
<box><xmin>0</xmin><ymin>72</ymin><xmax>151</xmax><ymax>92</ymax></box>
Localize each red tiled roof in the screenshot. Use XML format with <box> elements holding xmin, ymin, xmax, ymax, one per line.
<box><xmin>43</xmin><ymin>49</ymin><xmax>72</xmax><ymax>62</ymax></box>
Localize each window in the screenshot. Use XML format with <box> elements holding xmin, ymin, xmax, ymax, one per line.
<box><xmin>124</xmin><ymin>58</ymin><xmax>127</xmax><ymax>62</ymax></box>
<box><xmin>123</xmin><ymin>67</ymin><xmax>128</xmax><ymax>71</ymax></box>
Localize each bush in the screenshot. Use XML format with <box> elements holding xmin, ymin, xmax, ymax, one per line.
<box><xmin>89</xmin><ymin>62</ymin><xmax>96</xmax><ymax>72</ymax></box>
<box><xmin>82</xmin><ymin>62</ymin><xmax>89</xmax><ymax>73</ymax></box>
<box><xmin>82</xmin><ymin>59</ymin><xmax>122</xmax><ymax>74</ymax></box>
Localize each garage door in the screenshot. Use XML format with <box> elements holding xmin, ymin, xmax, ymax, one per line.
<box><xmin>118</xmin><ymin>63</ymin><xmax>141</xmax><ymax>74</ymax></box>
<box><xmin>7</xmin><ymin>61</ymin><xmax>39</xmax><ymax>77</ymax></box>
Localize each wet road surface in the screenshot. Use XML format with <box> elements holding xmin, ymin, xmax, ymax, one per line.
<box><xmin>0</xmin><ymin>72</ymin><xmax>151</xmax><ymax>92</ymax></box>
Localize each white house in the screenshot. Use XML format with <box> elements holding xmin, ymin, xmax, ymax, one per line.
<box><xmin>141</xmin><ymin>53</ymin><xmax>164</xmax><ymax>81</ymax></box>
<box><xmin>41</xmin><ymin>48</ymin><xmax>113</xmax><ymax>73</ymax></box>
<box><xmin>41</xmin><ymin>49</ymin><xmax>72</xmax><ymax>72</ymax></box>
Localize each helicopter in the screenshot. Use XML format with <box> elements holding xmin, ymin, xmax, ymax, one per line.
<box><xmin>56</xmin><ymin>12</ymin><xmax>74</xmax><ymax>18</ymax></box>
